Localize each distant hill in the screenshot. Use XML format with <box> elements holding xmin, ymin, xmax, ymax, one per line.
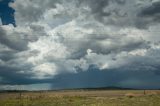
<box><xmin>0</xmin><ymin>86</ymin><xmax>159</xmax><ymax>93</ymax></box>
<box><xmin>60</xmin><ymin>86</ymin><xmax>134</xmax><ymax>91</ymax></box>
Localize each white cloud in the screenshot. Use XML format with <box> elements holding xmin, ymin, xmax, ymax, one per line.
<box><xmin>32</xmin><ymin>63</ymin><xmax>57</xmax><ymax>79</ymax></box>
<box><xmin>128</xmin><ymin>49</ymin><xmax>147</xmax><ymax>56</ymax></box>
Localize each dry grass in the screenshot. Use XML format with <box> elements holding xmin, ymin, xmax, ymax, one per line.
<box><xmin>125</xmin><ymin>93</ymin><xmax>138</xmax><ymax>98</ymax></box>
<box><xmin>0</xmin><ymin>90</ymin><xmax>160</xmax><ymax>106</ymax></box>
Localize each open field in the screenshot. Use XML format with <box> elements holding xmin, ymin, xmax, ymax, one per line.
<box><xmin>0</xmin><ymin>90</ymin><xmax>160</xmax><ymax>106</ymax></box>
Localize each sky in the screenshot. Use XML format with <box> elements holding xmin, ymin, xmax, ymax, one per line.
<box><xmin>0</xmin><ymin>0</ymin><xmax>15</xmax><ymax>25</ymax></box>
<box><xmin>0</xmin><ymin>0</ymin><xmax>160</xmax><ymax>90</ymax></box>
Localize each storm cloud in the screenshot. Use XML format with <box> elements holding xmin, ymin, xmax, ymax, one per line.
<box><xmin>0</xmin><ymin>0</ymin><xmax>160</xmax><ymax>90</ymax></box>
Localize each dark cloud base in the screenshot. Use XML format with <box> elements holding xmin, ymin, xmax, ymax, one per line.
<box><xmin>51</xmin><ymin>69</ymin><xmax>160</xmax><ymax>90</ymax></box>
<box><xmin>1</xmin><ymin>65</ymin><xmax>160</xmax><ymax>89</ymax></box>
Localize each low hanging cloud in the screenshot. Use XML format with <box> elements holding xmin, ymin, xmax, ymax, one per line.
<box><xmin>0</xmin><ymin>0</ymin><xmax>160</xmax><ymax>89</ymax></box>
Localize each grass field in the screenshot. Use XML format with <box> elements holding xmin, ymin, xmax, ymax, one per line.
<box><xmin>0</xmin><ymin>90</ymin><xmax>160</xmax><ymax>106</ymax></box>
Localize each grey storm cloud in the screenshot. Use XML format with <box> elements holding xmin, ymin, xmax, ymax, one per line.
<box><xmin>0</xmin><ymin>0</ymin><xmax>160</xmax><ymax>90</ymax></box>
<box><xmin>0</xmin><ymin>26</ymin><xmax>28</xmax><ymax>51</ymax></box>
<box><xmin>137</xmin><ymin>0</ymin><xmax>160</xmax><ymax>28</ymax></box>
<box><xmin>139</xmin><ymin>1</ymin><xmax>160</xmax><ymax>17</ymax></box>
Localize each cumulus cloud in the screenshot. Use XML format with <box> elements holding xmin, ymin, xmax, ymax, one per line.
<box><xmin>0</xmin><ymin>0</ymin><xmax>160</xmax><ymax>89</ymax></box>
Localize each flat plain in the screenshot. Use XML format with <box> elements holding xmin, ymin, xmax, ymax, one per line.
<box><xmin>0</xmin><ymin>90</ymin><xmax>160</xmax><ymax>106</ymax></box>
